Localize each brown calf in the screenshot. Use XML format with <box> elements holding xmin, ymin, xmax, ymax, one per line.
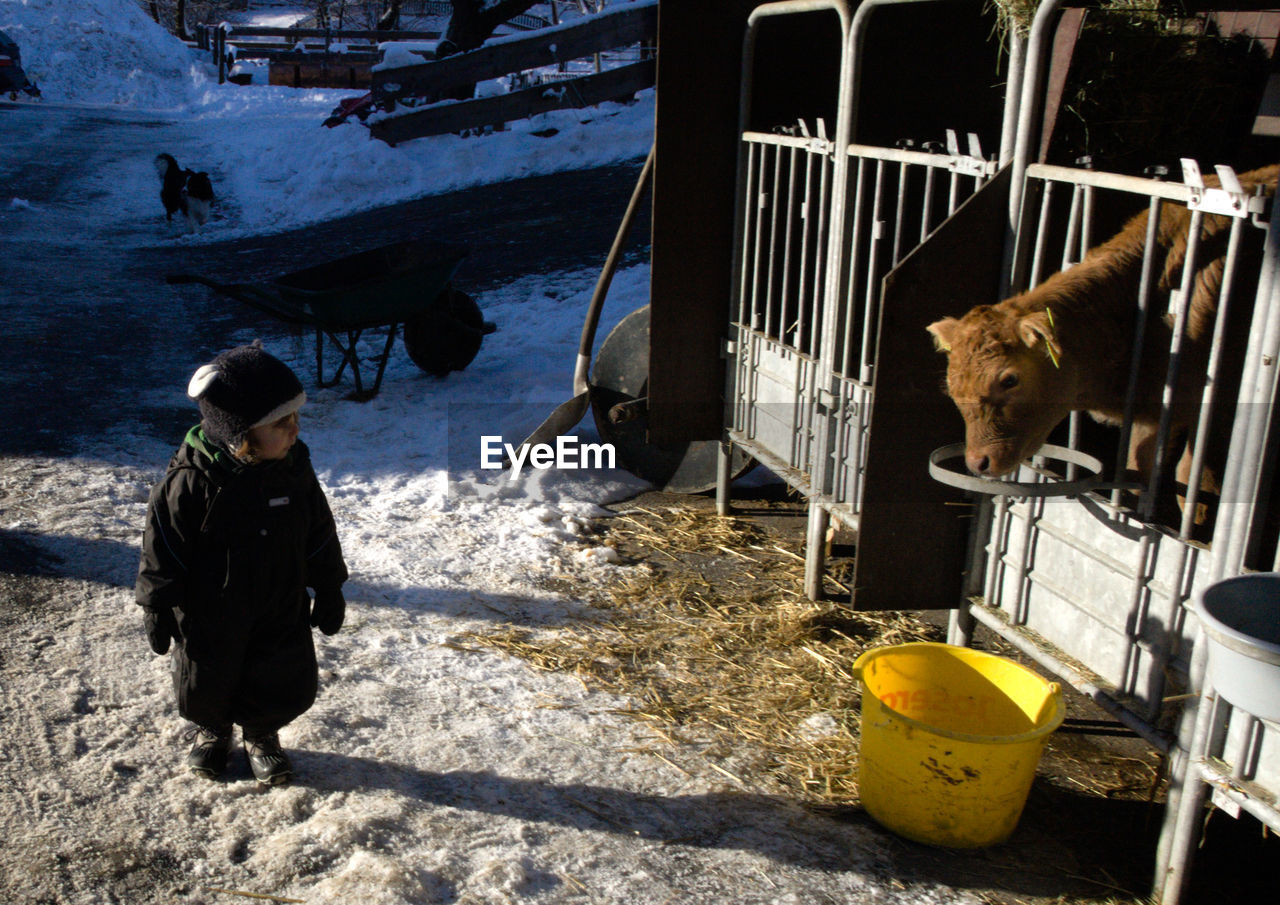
<box><xmin>927</xmin><ymin>165</ymin><xmax>1277</xmax><ymax>499</ymax></box>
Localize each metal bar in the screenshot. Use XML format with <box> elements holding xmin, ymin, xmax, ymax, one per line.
<box><xmin>1028</xmin><ymin>178</ymin><xmax>1055</xmax><ymax>287</ymax></box>
<box><xmin>1027</xmin><ymin>162</ymin><xmax>1200</xmax><ymax>204</ymax></box>
<box><xmin>741</xmin><ymin>130</ymin><xmax>835</xmax><ymax>150</ymax></box>
<box><xmin>794</xmin><ymin>147</ymin><xmax>816</xmax><ymax>350</ymax></box>
<box><xmin>1061</xmin><ymin>183</ymin><xmax>1083</xmax><ymax>269</ymax></box>
<box><xmin>748</xmin><ymin>144</ymin><xmax>767</xmax><ymax>332</ymax></box>
<box><xmin>1080</xmin><ymin>182</ymin><xmax>1096</xmax><ymax>259</ymax></box>
<box><xmin>841</xmin><ymin>158</ymin><xmax>867</xmax><ymax>375</ymax></box>
<box><xmin>1010</xmin><ymin>477</ymin><xmax>1045</xmax><ymax>625</ymax></box>
<box><xmin>1113</xmin><ymin>195</ymin><xmax>1164</xmax><ymax>498</ymax></box>
<box><xmin>780</xmin><ymin>145</ymin><xmax>800</xmax><ymax>346</ymax></box>
<box><xmin>1214</xmin><ymin>192</ymin><xmax>1280</xmax><ymax>577</ymax></box>
<box><xmin>764</xmin><ymin>144</ymin><xmax>782</xmax><ymax>339</ymax></box>
<box><xmin>1179</xmin><ymin>216</ymin><xmax>1247</xmax><ymax>539</ymax></box>
<box><xmin>859</xmin><ymin>159</ymin><xmax>886</xmax><ymax>382</ymax></box>
<box><xmin>966</xmin><ymin>602</ymin><xmax>1174</xmax><ymax>750</ymax></box>
<box><xmin>735</xmin><ymin>142</ymin><xmax>758</xmax><ymax>328</ymax></box>
<box><xmin>809</xmin><ymin>151</ymin><xmax>832</xmax><ymax>359</ymax></box>
<box><xmin>985</xmin><ymin>494</ymin><xmax>1011</xmax><ymax>610</ymax></box>
<box><xmin>1156</xmin><ymin>641</ymin><xmax>1214</xmax><ymax>905</ymax></box>
<box><xmin>1142</xmin><ymin>210</ymin><xmax>1206</xmax><ymax>520</ymax></box>
<box><xmin>1195</xmin><ymin>757</ymin><xmax>1280</xmax><ymax>831</ymax></box>
<box><xmin>1119</xmin><ymin>532</ymin><xmax>1156</xmax><ymax>699</ymax></box>
<box><xmin>998</xmin><ymin>30</ymin><xmax>1028</xmax><ymax>167</ymax></box>
<box><xmin>846</xmin><ymin>140</ymin><xmax>993</xmax><ymax>170</ymax></box>
<box><xmin>892</xmin><ymin>160</ymin><xmax>909</xmax><ymax>265</ymax></box>
<box><xmin>920</xmin><ymin>161</ymin><xmax>937</xmax><ymax>243</ymax></box>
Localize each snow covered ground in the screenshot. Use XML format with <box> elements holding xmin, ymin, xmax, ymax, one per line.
<box><xmin>0</xmin><ymin>2</ymin><xmax>979</xmax><ymax>902</ymax></box>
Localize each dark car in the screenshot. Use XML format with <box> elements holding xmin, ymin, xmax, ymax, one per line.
<box><xmin>0</xmin><ymin>30</ymin><xmax>40</xmax><ymax>99</ymax></box>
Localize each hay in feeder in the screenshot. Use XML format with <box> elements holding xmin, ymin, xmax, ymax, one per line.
<box><xmin>455</xmin><ymin>506</ymin><xmax>944</xmax><ymax>806</ymax></box>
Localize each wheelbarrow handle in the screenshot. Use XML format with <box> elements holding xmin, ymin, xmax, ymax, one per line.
<box><xmin>573</xmin><ymin>144</ymin><xmax>655</xmax><ymax>396</ymax></box>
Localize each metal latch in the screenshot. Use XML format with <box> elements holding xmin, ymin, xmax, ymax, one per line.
<box><xmin>1181</xmin><ymin>159</ymin><xmax>1270</xmax><ymax>220</ymax></box>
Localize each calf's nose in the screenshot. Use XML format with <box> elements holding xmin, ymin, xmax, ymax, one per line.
<box><xmin>966</xmin><ymin>453</ymin><xmax>991</xmax><ymax>475</ymax></box>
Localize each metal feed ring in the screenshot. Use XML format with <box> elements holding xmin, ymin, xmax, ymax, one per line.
<box><xmin>928</xmin><ymin>443</ymin><xmax>1120</xmax><ymax>498</ymax></box>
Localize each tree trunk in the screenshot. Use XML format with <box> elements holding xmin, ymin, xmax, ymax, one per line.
<box><xmin>377</xmin><ymin>0</ymin><xmax>403</xmax><ymax>31</ymax></box>
<box><xmin>315</xmin><ymin>1</ymin><xmax>330</xmax><ymax>30</ymax></box>
<box><xmin>440</xmin><ymin>0</ymin><xmax>539</xmax><ymax>56</ymax></box>
<box><xmin>147</xmin><ymin>1</ymin><xmax>161</xmax><ymax>25</ymax></box>
<box><xmin>437</xmin><ymin>0</ymin><xmax>539</xmax><ymax>98</ymax></box>
<box><xmin>175</xmin><ymin>0</ymin><xmax>191</xmax><ymax>41</ymax></box>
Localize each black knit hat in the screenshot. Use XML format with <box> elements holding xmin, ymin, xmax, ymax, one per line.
<box><xmin>187</xmin><ymin>343</ymin><xmax>306</xmax><ymax>449</ymax></box>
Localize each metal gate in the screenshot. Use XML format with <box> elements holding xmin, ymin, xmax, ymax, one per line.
<box><xmin>719</xmin><ymin>0</ymin><xmax>998</xmax><ymax>601</ymax></box>
<box><xmin>933</xmin><ymin>2</ymin><xmax>1280</xmax><ymax>901</ymax></box>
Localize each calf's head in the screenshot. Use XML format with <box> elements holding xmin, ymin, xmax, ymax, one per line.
<box><xmin>927</xmin><ymin>305</ymin><xmax>1072</xmax><ymax>477</ymax></box>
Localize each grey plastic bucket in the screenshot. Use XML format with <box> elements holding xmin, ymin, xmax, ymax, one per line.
<box><xmin>1194</xmin><ymin>573</ymin><xmax>1280</xmax><ymax>722</ymax></box>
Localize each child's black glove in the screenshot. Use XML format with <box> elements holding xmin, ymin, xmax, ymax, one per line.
<box><xmin>311</xmin><ymin>587</ymin><xmax>346</xmax><ymax>635</ymax></box>
<box><xmin>143</xmin><ymin>607</ymin><xmax>179</xmax><ymax>655</ymax></box>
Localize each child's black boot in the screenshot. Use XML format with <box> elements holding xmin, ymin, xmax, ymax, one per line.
<box><xmin>244</xmin><ymin>730</ymin><xmax>293</xmax><ymax>786</ymax></box>
<box><xmin>185</xmin><ymin>724</ymin><xmax>232</xmax><ymax>778</ymax></box>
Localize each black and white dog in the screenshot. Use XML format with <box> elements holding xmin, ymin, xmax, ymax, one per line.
<box><xmin>154</xmin><ymin>153</ymin><xmax>215</xmax><ymax>233</ymax></box>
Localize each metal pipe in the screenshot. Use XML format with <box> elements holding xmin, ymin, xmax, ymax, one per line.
<box><xmin>860</xmin><ymin>160</ymin><xmax>886</xmax><ymax>382</ymax></box>
<box><xmin>920</xmin><ymin>160</ymin><xmax>937</xmax><ymax>242</ymax></box>
<box><xmin>796</xmin><ymin>145</ymin><xmax>817</xmax><ymax>351</ymax></box>
<box><xmin>1213</xmin><ymin>194</ymin><xmax>1280</xmax><ymax>578</ymax></box>
<box><xmin>1030</xmin><ymin>162</ymin><xmax>1199</xmax><ymax>203</ymax></box>
<box><xmin>810</xmin><ymin>151</ymin><xmax>832</xmax><ymax>359</ymax></box>
<box><xmin>997</xmin><ymin>29</ymin><xmax>1028</xmax><ymax>168</ymax></box>
<box><xmin>841</xmin><ymin>158</ymin><xmax>867</xmax><ymax>374</ymax></box>
<box><xmin>1156</xmin><ymin>640</ymin><xmax>1215</xmax><ymax>905</ymax></box>
<box><xmin>1028</xmin><ymin>179</ymin><xmax>1054</xmax><ymax>288</ymax></box>
<box><xmin>1005</xmin><ymin>0</ymin><xmax>1068</xmax><ymax>291</ymax></box>
<box><xmin>1142</xmin><ymin>210</ymin><xmax>1206</xmax><ymax>520</ymax></box>
<box><xmin>891</xmin><ymin>159</ymin><xmax>908</xmax><ymax>265</ymax></box>
<box><xmin>1112</xmin><ymin>195</ymin><xmax>1163</xmax><ymax>498</ymax></box>
<box><xmin>1061</xmin><ymin>183</ymin><xmax>1083</xmax><ymax>270</ymax></box>
<box><xmin>780</xmin><ymin>145</ymin><xmax>800</xmax><ymax>345</ymax></box>
<box><xmin>965</xmin><ymin>602</ymin><xmax>1173</xmax><ymax>749</ymax></box>
<box><xmin>1179</xmin><ymin>216</ymin><xmax>1246</xmax><ymax>539</ymax></box>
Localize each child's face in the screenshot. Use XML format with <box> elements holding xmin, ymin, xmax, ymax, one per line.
<box><xmin>247</xmin><ymin>411</ymin><xmax>299</xmax><ymax>461</ymax></box>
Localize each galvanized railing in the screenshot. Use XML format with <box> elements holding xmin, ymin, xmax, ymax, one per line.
<box><xmin>948</xmin><ymin>2</ymin><xmax>1280</xmax><ymax>901</ymax></box>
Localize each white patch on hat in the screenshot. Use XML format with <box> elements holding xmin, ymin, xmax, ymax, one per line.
<box><xmin>187</xmin><ymin>364</ymin><xmax>219</xmax><ymax>399</ymax></box>
<box><xmin>249</xmin><ymin>391</ymin><xmax>307</xmax><ymax>429</ymax></box>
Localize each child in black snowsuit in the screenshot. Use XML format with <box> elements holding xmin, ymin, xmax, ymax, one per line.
<box><xmin>136</xmin><ymin>343</ymin><xmax>349</xmax><ymax>785</ymax></box>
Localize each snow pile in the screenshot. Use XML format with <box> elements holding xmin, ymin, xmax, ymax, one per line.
<box><xmin>0</xmin><ymin>0</ymin><xmax>201</xmax><ymax>109</ymax></box>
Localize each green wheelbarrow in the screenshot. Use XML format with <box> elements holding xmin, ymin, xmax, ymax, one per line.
<box><xmin>167</xmin><ymin>237</ymin><xmax>495</xmax><ymax>398</ymax></box>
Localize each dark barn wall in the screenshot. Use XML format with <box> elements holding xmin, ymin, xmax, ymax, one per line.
<box><xmin>648</xmin><ymin>0</ymin><xmax>764</xmax><ymax>444</ymax></box>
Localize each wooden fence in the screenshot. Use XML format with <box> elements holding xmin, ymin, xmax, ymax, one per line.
<box><xmin>368</xmin><ymin>0</ymin><xmax>657</xmax><ymax>145</ymax></box>
<box><xmin>198</xmin><ymin>22</ymin><xmax>441</xmax><ymax>85</ymax></box>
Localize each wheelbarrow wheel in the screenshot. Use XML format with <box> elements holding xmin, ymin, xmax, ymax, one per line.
<box><xmin>591</xmin><ymin>305</ymin><xmax>755</xmax><ymax>493</ymax></box>
<box><xmin>403</xmin><ymin>286</ymin><xmax>496</xmax><ymax>378</ymax></box>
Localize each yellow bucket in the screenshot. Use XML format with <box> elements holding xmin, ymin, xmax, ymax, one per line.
<box><xmin>851</xmin><ymin>642</ymin><xmax>1064</xmax><ymax>848</ymax></box>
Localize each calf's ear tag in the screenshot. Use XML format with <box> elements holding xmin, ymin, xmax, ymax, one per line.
<box><xmin>269</xmin><ymin>496</ymin><xmax>290</xmax><ymax>507</ymax></box>
<box><xmin>1044</xmin><ymin>307</ymin><xmax>1061</xmax><ymax>369</ymax></box>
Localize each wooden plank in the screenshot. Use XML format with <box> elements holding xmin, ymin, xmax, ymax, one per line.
<box><xmin>223</xmin><ymin>25</ymin><xmax>441</xmax><ymax>41</ymax></box>
<box><xmin>267</xmin><ymin>50</ymin><xmax>382</xmax><ymax>64</ymax></box>
<box><xmin>850</xmin><ymin>166</ymin><xmax>1011</xmax><ymax>611</ymax></box>
<box><xmin>370</xmin><ymin>59</ymin><xmax>654</xmax><ymax>144</ymax></box>
<box><xmin>269</xmin><ymin>60</ymin><xmax>374</xmax><ymax>89</ymax></box>
<box><xmin>371</xmin><ymin>1</ymin><xmax>656</xmax><ymax>107</ymax></box>
<box><xmin>1038</xmin><ymin>7</ymin><xmax>1087</xmax><ymax>164</ymax></box>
